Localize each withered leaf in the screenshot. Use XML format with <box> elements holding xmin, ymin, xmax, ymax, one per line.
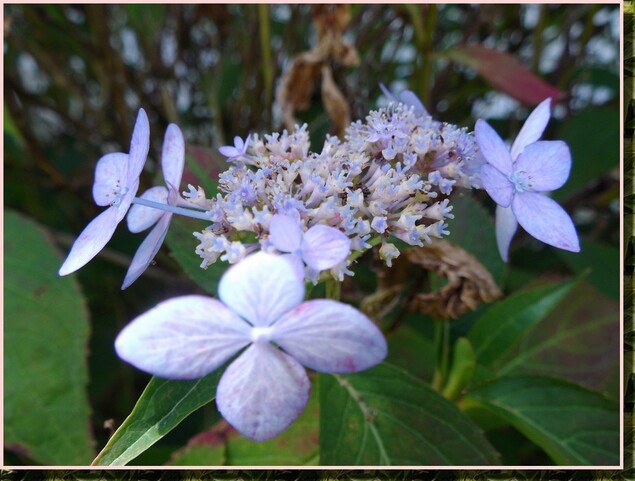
<box><xmin>275</xmin><ymin>5</ymin><xmax>358</xmax><ymax>135</ymax></box>
<box><xmin>321</xmin><ymin>65</ymin><xmax>351</xmax><ymax>138</ymax></box>
<box><xmin>406</xmin><ymin>240</ymin><xmax>503</xmax><ymax>320</ymax></box>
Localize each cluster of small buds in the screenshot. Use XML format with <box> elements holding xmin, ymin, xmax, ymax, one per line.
<box><xmin>192</xmin><ymin>102</ymin><xmax>487</xmax><ymax>279</ymax></box>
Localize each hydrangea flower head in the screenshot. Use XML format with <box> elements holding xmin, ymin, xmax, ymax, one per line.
<box><xmin>59</xmin><ymin>108</ymin><xmax>149</xmax><ymax>276</ymax></box>
<box><xmin>122</xmin><ymin>124</ymin><xmax>185</xmax><ymax>289</ymax></box>
<box><xmin>476</xmin><ymin>99</ymin><xmax>580</xmax><ymax>261</ymax></box>
<box><xmin>115</xmin><ymin>252</ymin><xmax>387</xmax><ymax>441</ymax></box>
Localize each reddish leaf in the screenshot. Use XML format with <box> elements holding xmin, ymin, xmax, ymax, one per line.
<box><xmin>447</xmin><ymin>45</ymin><xmax>561</xmax><ymax>106</ymax></box>
<box><xmin>183</xmin><ymin>145</ymin><xmax>226</xmax><ymax>193</ymax></box>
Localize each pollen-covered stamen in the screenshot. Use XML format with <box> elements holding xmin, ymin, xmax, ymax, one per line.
<box><xmin>111</xmin><ymin>182</ymin><xmax>129</xmax><ymax>207</ymax></box>
<box><xmin>508</xmin><ymin>170</ymin><xmax>531</xmax><ymax>193</ymax></box>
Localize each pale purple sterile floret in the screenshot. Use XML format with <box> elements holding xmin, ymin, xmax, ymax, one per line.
<box><xmin>219</xmin><ymin>135</ymin><xmax>250</xmax><ymax>161</ymax></box>
<box><xmin>268</xmin><ymin>214</ymin><xmax>352</xmax><ymax>281</ymax></box>
<box><xmin>475</xmin><ymin>98</ymin><xmax>580</xmax><ymax>261</ymax></box>
<box><xmin>59</xmin><ymin>108</ymin><xmax>150</xmax><ymax>276</ymax></box>
<box><xmin>379</xmin><ymin>83</ymin><xmax>429</xmax><ymax>118</ymax></box>
<box><xmin>122</xmin><ymin>124</ymin><xmax>185</xmax><ymax>289</ymax></box>
<box><xmin>115</xmin><ymin>252</ymin><xmax>387</xmax><ymax>442</ymax></box>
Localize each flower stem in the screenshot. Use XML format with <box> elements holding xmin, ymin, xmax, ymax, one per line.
<box><xmin>348</xmin><ymin>236</ymin><xmax>383</xmax><ymax>262</ymax></box>
<box><xmin>325</xmin><ymin>278</ymin><xmax>341</xmax><ymax>301</ymax></box>
<box><xmin>132</xmin><ymin>197</ymin><xmax>211</xmax><ymax>221</ymax></box>
<box><xmin>431</xmin><ymin>318</ymin><xmax>450</xmax><ymax>391</ymax></box>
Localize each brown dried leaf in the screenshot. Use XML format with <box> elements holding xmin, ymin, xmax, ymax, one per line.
<box><xmin>406</xmin><ymin>240</ymin><xmax>503</xmax><ymax>320</ymax></box>
<box><xmin>275</xmin><ymin>5</ymin><xmax>358</xmax><ymax>132</ymax></box>
<box><xmin>321</xmin><ymin>65</ymin><xmax>351</xmax><ymax>138</ymax></box>
<box><xmin>311</xmin><ymin>5</ymin><xmax>352</xmax><ymax>37</ymax></box>
<box><xmin>276</xmin><ymin>51</ymin><xmax>324</xmax><ymax>129</ymax></box>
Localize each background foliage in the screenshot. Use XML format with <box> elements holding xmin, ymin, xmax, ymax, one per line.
<box><xmin>3</xmin><ymin>2</ymin><xmax>625</xmax><ymax>472</ymax></box>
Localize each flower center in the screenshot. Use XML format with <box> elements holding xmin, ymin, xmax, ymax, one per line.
<box><xmin>508</xmin><ymin>171</ymin><xmax>531</xmax><ymax>193</ymax></box>
<box><xmin>251</xmin><ymin>326</ymin><xmax>273</xmax><ymax>343</ymax></box>
<box><xmin>111</xmin><ymin>183</ymin><xmax>129</xmax><ymax>207</ymax></box>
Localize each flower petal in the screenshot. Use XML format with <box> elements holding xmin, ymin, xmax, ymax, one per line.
<box><xmin>514</xmin><ymin>141</ymin><xmax>571</xmax><ymax>192</ymax></box>
<box><xmin>481</xmin><ymin>164</ymin><xmax>514</xmax><ymax>208</ymax></box>
<box><xmin>272</xmin><ymin>299</ymin><xmax>387</xmax><ymax>373</ymax></box>
<box><xmin>162</xmin><ymin>124</ymin><xmax>185</xmax><ymax>189</ymax></box>
<box><xmin>495</xmin><ymin>205</ymin><xmax>518</xmax><ymax>263</ymax></box>
<box><xmin>510</xmin><ymin>98</ymin><xmax>551</xmax><ymax>160</ymax></box>
<box><xmin>127</xmin><ymin>108</ymin><xmax>150</xmax><ymax>183</ymax></box>
<box><xmin>219</xmin><ymin>146</ymin><xmax>240</xmax><ymax>158</ymax></box>
<box><xmin>269</xmin><ymin>214</ymin><xmax>303</xmax><ymax>253</ymax></box>
<box><xmin>281</xmin><ymin>253</ymin><xmax>305</xmax><ymax>281</ymax></box>
<box><xmin>59</xmin><ymin>207</ymin><xmax>119</xmax><ymax>275</ymax></box>
<box><xmin>216</xmin><ymin>342</ymin><xmax>310</xmax><ymax>442</ymax></box>
<box><xmin>92</xmin><ymin>153</ymin><xmax>129</xmax><ymax>206</ymax></box>
<box><xmin>512</xmin><ymin>192</ymin><xmax>580</xmax><ymax>253</ymax></box>
<box><xmin>301</xmin><ymin>225</ymin><xmax>351</xmax><ymax>271</ymax></box>
<box><xmin>127</xmin><ymin>186</ymin><xmax>168</xmax><ymax>233</ymax></box>
<box><xmin>122</xmin><ymin>213</ymin><xmax>171</xmax><ymax>289</ymax></box>
<box><xmin>475</xmin><ymin>119</ymin><xmax>513</xmax><ymax>175</ymax></box>
<box><xmin>397</xmin><ymin>90</ymin><xmax>429</xmax><ymax>117</ymax></box>
<box><xmin>218</xmin><ymin>252</ymin><xmax>305</xmax><ymax>327</ymax></box>
<box><xmin>115</xmin><ymin>295</ymin><xmax>251</xmax><ymax>379</ymax></box>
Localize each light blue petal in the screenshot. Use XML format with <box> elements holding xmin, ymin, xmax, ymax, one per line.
<box><xmin>475</xmin><ymin>119</ymin><xmax>513</xmax><ymax>175</ymax></box>
<box><xmin>510</xmin><ymin>98</ymin><xmax>551</xmax><ymax>160</ymax></box>
<box><xmin>495</xmin><ymin>205</ymin><xmax>518</xmax><ymax>262</ymax></box>
<box><xmin>512</xmin><ymin>192</ymin><xmax>580</xmax><ymax>253</ymax></box>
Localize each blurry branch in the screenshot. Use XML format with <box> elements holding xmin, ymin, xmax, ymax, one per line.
<box><xmin>258</xmin><ymin>4</ymin><xmax>274</xmax><ymax>121</ymax></box>
<box><xmin>4</xmin><ymin>84</ymin><xmax>67</xmax><ymax>187</ymax></box>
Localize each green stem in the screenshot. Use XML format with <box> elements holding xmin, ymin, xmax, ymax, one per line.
<box><xmin>325</xmin><ymin>278</ymin><xmax>341</xmax><ymax>301</ymax></box>
<box><xmin>258</xmin><ymin>5</ymin><xmax>274</xmax><ymax>117</ymax></box>
<box><xmin>431</xmin><ymin>318</ymin><xmax>450</xmax><ymax>391</ymax></box>
<box><xmin>348</xmin><ymin>236</ymin><xmax>382</xmax><ymax>263</ymax></box>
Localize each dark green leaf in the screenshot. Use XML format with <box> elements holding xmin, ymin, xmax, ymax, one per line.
<box><xmin>4</xmin><ymin>210</ymin><xmax>94</xmax><ymax>465</ymax></box>
<box><xmin>92</xmin><ymin>370</ymin><xmax>223</xmax><ymax>466</ymax></box>
<box><xmin>446</xmin><ymin>193</ymin><xmax>506</xmax><ymax>287</ymax></box>
<box><xmin>319</xmin><ymin>363</ymin><xmax>500</xmax><ymax>466</ymax></box>
<box><xmin>497</xmin><ymin>281</ymin><xmax>619</xmax><ymax>396</ymax></box>
<box><xmin>558</xmin><ymin>239</ymin><xmax>619</xmax><ymax>298</ymax></box>
<box><xmin>468</xmin><ymin>276</ymin><xmax>581</xmax><ymax>369</ymax></box>
<box><xmin>556</xmin><ymin>107</ymin><xmax>619</xmax><ymax>201</ymax></box>
<box><xmin>464</xmin><ymin>375</ymin><xmax>619</xmax><ymax>465</ymax></box>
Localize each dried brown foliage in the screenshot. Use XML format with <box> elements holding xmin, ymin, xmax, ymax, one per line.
<box><xmin>276</xmin><ymin>5</ymin><xmax>359</xmax><ymax>138</ymax></box>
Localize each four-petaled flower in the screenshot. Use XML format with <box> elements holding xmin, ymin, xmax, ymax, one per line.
<box><xmin>59</xmin><ymin>108</ymin><xmax>149</xmax><ymax>276</ymax></box>
<box><xmin>115</xmin><ymin>252</ymin><xmax>387</xmax><ymax>441</ymax></box>
<box><xmin>219</xmin><ymin>135</ymin><xmax>249</xmax><ymax>161</ymax></box>
<box><xmin>268</xmin><ymin>214</ymin><xmax>352</xmax><ymax>281</ymax></box>
<box><xmin>122</xmin><ymin>124</ymin><xmax>185</xmax><ymax>289</ymax></box>
<box><xmin>476</xmin><ymin>99</ymin><xmax>580</xmax><ymax>261</ymax></box>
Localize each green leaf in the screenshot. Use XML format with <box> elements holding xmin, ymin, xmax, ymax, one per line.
<box><xmin>463</xmin><ymin>375</ymin><xmax>619</xmax><ymax>465</ymax></box>
<box><xmin>92</xmin><ymin>370</ymin><xmax>223</xmax><ymax>466</ymax></box>
<box><xmin>4</xmin><ymin>210</ymin><xmax>94</xmax><ymax>465</ymax></box>
<box><xmin>497</xmin><ymin>281</ymin><xmax>620</xmax><ymax>396</ymax></box>
<box><xmin>319</xmin><ymin>363</ymin><xmax>500</xmax><ymax>466</ymax></box>
<box><xmin>387</xmin><ymin>321</ymin><xmax>435</xmax><ymax>382</ymax></box>
<box><xmin>446</xmin><ymin>193</ymin><xmax>506</xmax><ymax>287</ymax></box>
<box><xmin>441</xmin><ymin>337</ymin><xmax>476</xmax><ymax>401</ymax></box>
<box><xmin>164</xmin><ymin>217</ymin><xmax>227</xmax><ymax>294</ymax></box>
<box><xmin>169</xmin><ymin>445</ymin><xmax>225</xmax><ymax>466</ymax></box>
<box><xmin>558</xmin><ymin>239</ymin><xmax>619</xmax><ymax>299</ymax></box>
<box><xmin>556</xmin><ymin>106</ymin><xmax>619</xmax><ymax>201</ymax></box>
<box><xmin>468</xmin><ymin>276</ymin><xmax>581</xmax><ymax>369</ymax></box>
